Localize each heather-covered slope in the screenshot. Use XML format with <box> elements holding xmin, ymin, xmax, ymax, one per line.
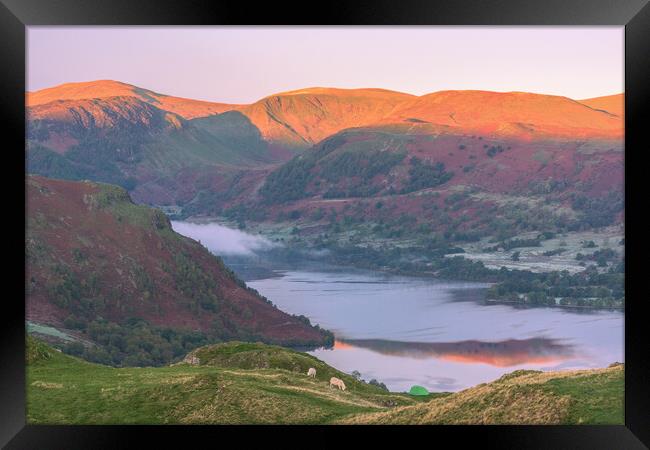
<box><xmin>258</xmin><ymin>123</ymin><xmax>622</xmax><ymax>202</ymax></box>
<box><xmin>240</xmin><ymin>123</ymin><xmax>623</xmax><ymax>241</ymax></box>
<box><xmin>26</xmin><ymin>176</ymin><xmax>332</xmax><ymax>366</ymax></box>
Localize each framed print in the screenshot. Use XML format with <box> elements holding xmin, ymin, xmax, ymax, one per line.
<box><xmin>1</xmin><ymin>0</ymin><xmax>649</xmax><ymax>448</ymax></box>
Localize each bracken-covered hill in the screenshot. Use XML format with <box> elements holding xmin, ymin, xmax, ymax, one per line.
<box><xmin>26</xmin><ymin>176</ymin><xmax>333</xmax><ymax>365</ymax></box>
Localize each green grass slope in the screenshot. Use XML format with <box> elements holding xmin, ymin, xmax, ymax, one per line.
<box><xmin>341</xmin><ymin>366</ymin><xmax>624</xmax><ymax>425</ymax></box>
<box><xmin>26</xmin><ymin>338</ymin><xmax>420</xmax><ymax>424</ymax></box>
<box><xmin>27</xmin><ymin>338</ymin><xmax>622</xmax><ymax>425</ymax></box>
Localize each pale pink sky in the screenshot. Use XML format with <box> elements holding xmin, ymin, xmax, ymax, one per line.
<box><xmin>27</xmin><ymin>27</ymin><xmax>623</xmax><ymax>103</ymax></box>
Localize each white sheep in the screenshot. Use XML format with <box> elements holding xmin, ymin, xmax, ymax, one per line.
<box><xmin>329</xmin><ymin>377</ymin><xmax>346</xmax><ymax>391</ymax></box>
<box><xmin>307</xmin><ymin>367</ymin><xmax>317</xmax><ymax>378</ymax></box>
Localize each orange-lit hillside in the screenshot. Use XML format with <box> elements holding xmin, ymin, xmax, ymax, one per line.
<box><xmin>383</xmin><ymin>90</ymin><xmax>623</xmax><ymax>140</ymax></box>
<box><xmin>238</xmin><ymin>87</ymin><xmax>415</xmax><ymax>147</ymax></box>
<box><xmin>27</xmin><ymin>80</ymin><xmax>237</xmax><ymax>119</ymax></box>
<box><xmin>579</xmin><ymin>93</ymin><xmax>624</xmax><ymax>118</ymax></box>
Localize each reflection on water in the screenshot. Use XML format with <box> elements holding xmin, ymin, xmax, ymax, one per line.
<box><xmin>248</xmin><ymin>268</ymin><xmax>623</xmax><ymax>392</ymax></box>
<box><xmin>336</xmin><ymin>337</ymin><xmax>575</xmax><ymax>367</ymax></box>
<box><xmin>171</xmin><ymin>219</ymin><xmax>623</xmax><ymax>394</ymax></box>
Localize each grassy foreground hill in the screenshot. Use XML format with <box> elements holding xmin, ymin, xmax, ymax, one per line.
<box><xmin>26</xmin><ymin>338</ymin><xmax>425</xmax><ymax>424</ymax></box>
<box><xmin>27</xmin><ymin>338</ymin><xmax>623</xmax><ymax>425</ymax></box>
<box><xmin>341</xmin><ymin>365</ymin><xmax>624</xmax><ymax>425</ymax></box>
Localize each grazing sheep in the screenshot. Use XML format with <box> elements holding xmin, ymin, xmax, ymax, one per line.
<box><xmin>307</xmin><ymin>367</ymin><xmax>317</xmax><ymax>378</ymax></box>
<box><xmin>329</xmin><ymin>377</ymin><xmax>346</xmax><ymax>391</ymax></box>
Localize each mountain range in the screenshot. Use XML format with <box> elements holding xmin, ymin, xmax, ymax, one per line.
<box><xmin>27</xmin><ymin>80</ymin><xmax>623</xmax><ymax>143</ymax></box>
<box><xmin>26</xmin><ymin>80</ymin><xmax>624</xmax><ymax>240</ymax></box>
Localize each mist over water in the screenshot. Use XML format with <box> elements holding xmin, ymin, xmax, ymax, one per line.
<box><xmin>171</xmin><ymin>221</ymin><xmax>277</xmax><ymax>256</ymax></box>
<box><xmin>172</xmin><ymin>221</ymin><xmax>624</xmax><ymax>392</ymax></box>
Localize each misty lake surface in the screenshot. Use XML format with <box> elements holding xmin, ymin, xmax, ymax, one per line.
<box><xmin>172</xmin><ymin>221</ymin><xmax>624</xmax><ymax>393</ymax></box>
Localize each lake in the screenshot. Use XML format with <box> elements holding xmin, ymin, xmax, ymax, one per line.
<box><xmin>172</xmin><ymin>221</ymin><xmax>624</xmax><ymax>393</ymax></box>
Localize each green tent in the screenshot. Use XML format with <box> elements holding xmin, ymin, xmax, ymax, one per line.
<box><xmin>408</xmin><ymin>385</ymin><xmax>429</xmax><ymax>396</ymax></box>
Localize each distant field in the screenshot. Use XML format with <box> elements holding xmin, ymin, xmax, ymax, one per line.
<box><xmin>456</xmin><ymin>225</ymin><xmax>624</xmax><ymax>274</ymax></box>
<box><xmin>185</xmin><ymin>219</ymin><xmax>623</xmax><ymax>276</ymax></box>
<box><xmin>27</xmin><ymin>338</ymin><xmax>623</xmax><ymax>425</ymax></box>
<box><xmin>26</xmin><ymin>322</ymin><xmax>77</xmax><ymax>342</ymax></box>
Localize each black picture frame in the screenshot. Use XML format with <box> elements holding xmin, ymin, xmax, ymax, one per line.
<box><xmin>2</xmin><ymin>0</ymin><xmax>648</xmax><ymax>448</ymax></box>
